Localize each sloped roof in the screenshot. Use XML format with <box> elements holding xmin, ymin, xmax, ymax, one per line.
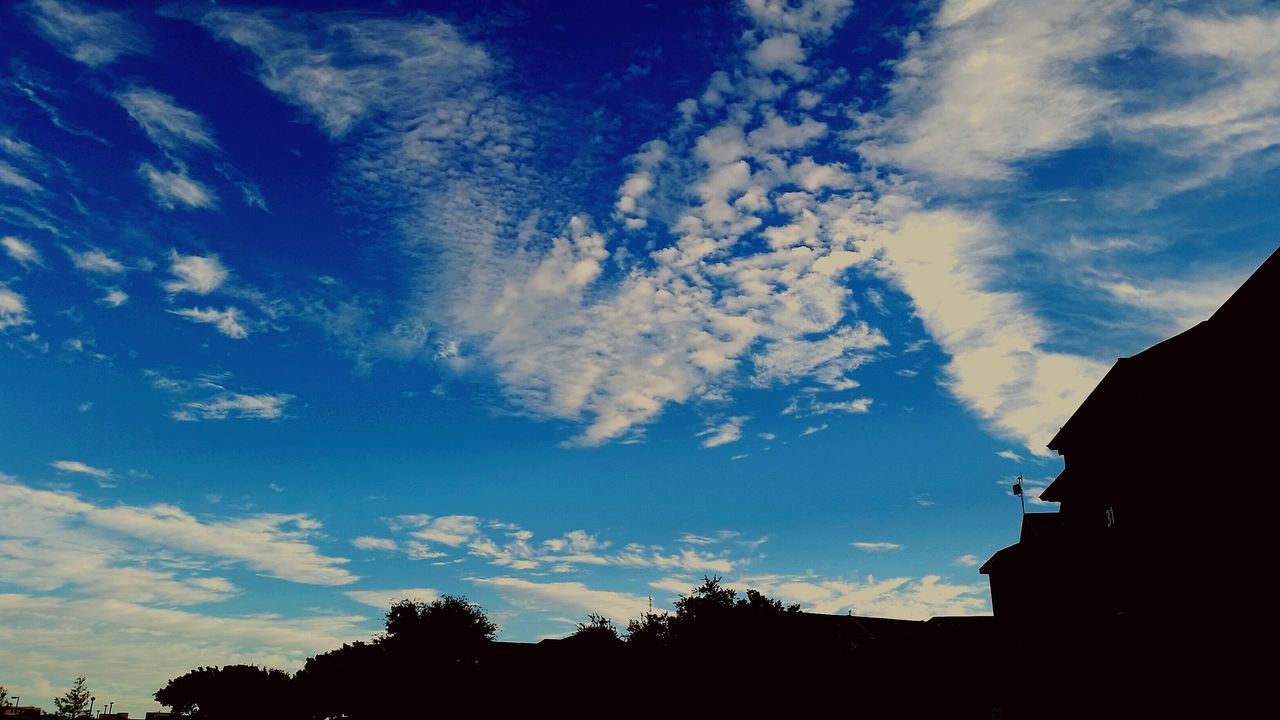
<box><xmin>1047</xmin><ymin>244</ymin><xmax>1279</xmax><ymax>455</ymax></box>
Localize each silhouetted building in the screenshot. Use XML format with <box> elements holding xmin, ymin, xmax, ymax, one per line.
<box><xmin>980</xmin><ymin>246</ymin><xmax>1278</xmax><ymax>716</ymax></box>
<box><xmin>0</xmin><ymin>708</ymin><xmax>47</xmax><ymax>718</ymax></box>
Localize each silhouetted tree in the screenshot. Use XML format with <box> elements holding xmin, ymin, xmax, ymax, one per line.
<box><xmin>570</xmin><ymin>613</ymin><xmax>621</xmax><ymax>642</ymax></box>
<box><xmin>292</xmin><ymin>641</ymin><xmax>383</xmax><ymax>720</ymax></box>
<box><xmin>0</xmin><ymin>685</ymin><xmax>9</xmax><ymax>707</ymax></box>
<box><xmin>53</xmin><ymin>676</ymin><xmax>91</xmax><ymax>718</ymax></box>
<box><xmin>381</xmin><ymin>595</ymin><xmax>496</xmax><ymax>666</ymax></box>
<box><xmin>625</xmin><ymin>610</ymin><xmax>673</xmax><ymax>650</ymax></box>
<box><xmin>154</xmin><ymin>665</ymin><xmax>293</xmax><ymax>719</ymax></box>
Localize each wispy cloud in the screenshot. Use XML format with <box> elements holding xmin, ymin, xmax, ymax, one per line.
<box><xmin>194</xmin><ymin>6</ymin><xmax>890</xmax><ymax>447</ymax></box>
<box><xmin>699</xmin><ymin>416</ymin><xmax>748</xmax><ymax>448</ymax></box>
<box><xmin>138</xmin><ymin>162</ymin><xmax>217</xmax><ymax>210</ymax></box>
<box><xmin>67</xmin><ymin>247</ymin><xmax>126</xmax><ymax>274</ymax></box>
<box><xmin>0</xmin><ymin>284</ymin><xmax>32</xmax><ymax>331</ymax></box>
<box><xmin>164</xmin><ymin>251</ymin><xmax>229</xmax><ymax>294</ymax></box>
<box><xmin>679</xmin><ymin>530</ymin><xmax>741</xmax><ymax>546</ymax></box>
<box><xmin>996</xmin><ymin>450</ymin><xmax>1024</xmax><ymax>463</ymax></box>
<box><xmin>0</xmin><ymin>473</ymin><xmax>356</xmax><ymax>588</ymax></box>
<box><xmin>145</xmin><ymin>369</ymin><xmax>294</xmax><ymax>422</ymax></box>
<box><xmin>351</xmin><ymin>536</ymin><xmax>398</xmax><ymax>552</ymax></box>
<box><xmin>98</xmin><ymin>288</ymin><xmax>128</xmax><ymax>307</ymax></box>
<box><xmin>168</xmin><ymin>306</ymin><xmax>250</xmax><ymax>339</ymax></box>
<box><xmin>378</xmin><ymin>514</ymin><xmax>742</xmax><ymax>575</ymax></box>
<box><xmin>954</xmin><ymin>554</ymin><xmax>981</xmax><ymax>567</ymax></box>
<box><xmin>860</xmin><ymin>208</ymin><xmax>1111</xmax><ymax>455</ymax></box>
<box><xmin>0</xmin><ymin>160</ymin><xmax>45</xmax><ymax>193</ymax></box>
<box><xmin>345</xmin><ymin>587</ymin><xmax>438</xmax><ymax>609</ymax></box>
<box><xmin>116</xmin><ymin>87</ymin><xmax>219</xmax><ymax>155</ymax></box>
<box><xmin>471</xmin><ymin>577</ymin><xmax>650</xmax><ymax>623</ymax></box>
<box><xmin>2</xmin><ymin>236</ymin><xmax>43</xmax><ymax>267</ymax></box>
<box><xmin>856</xmin><ymin>0</ymin><xmax>1124</xmax><ymax>184</ymax></box>
<box><xmin>851</xmin><ymin>541</ymin><xmax>902</xmax><ymax>552</ymax></box>
<box><xmin>172</xmin><ymin>392</ymin><xmax>292</xmax><ymax>422</ymax></box>
<box><xmin>26</xmin><ymin>0</ymin><xmax>147</xmax><ymax>66</ymax></box>
<box><xmin>725</xmin><ymin>572</ymin><xmax>988</xmax><ymax>619</ymax></box>
<box><xmin>49</xmin><ymin>459</ymin><xmax>113</xmax><ymax>480</ymax></box>
<box><xmin>0</xmin><ymin>592</ymin><xmax>365</xmax><ymax>716</ymax></box>
<box><xmin>1120</xmin><ymin>10</ymin><xmax>1280</xmax><ymax>191</ymax></box>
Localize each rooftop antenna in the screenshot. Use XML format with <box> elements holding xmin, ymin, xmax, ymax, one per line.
<box><xmin>1012</xmin><ymin>473</ymin><xmax>1026</xmax><ymax>516</ymax></box>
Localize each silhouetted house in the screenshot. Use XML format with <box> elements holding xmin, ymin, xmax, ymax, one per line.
<box><xmin>982</xmin><ymin>246</ymin><xmax>1278</xmax><ymax>627</ymax></box>
<box><xmin>0</xmin><ymin>708</ymin><xmax>48</xmax><ymax>718</ymax></box>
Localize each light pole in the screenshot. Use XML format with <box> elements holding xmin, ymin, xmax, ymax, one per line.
<box><xmin>89</xmin><ymin>695</ymin><xmax>95</xmax><ymax>718</ymax></box>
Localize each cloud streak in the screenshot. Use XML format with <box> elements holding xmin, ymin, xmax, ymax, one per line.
<box><xmin>26</xmin><ymin>0</ymin><xmax>147</xmax><ymax>67</ymax></box>
<box><xmin>196</xmin><ymin>5</ymin><xmax>889</xmax><ymax>447</ymax></box>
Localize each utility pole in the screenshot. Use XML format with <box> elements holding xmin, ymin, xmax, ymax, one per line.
<box><xmin>1012</xmin><ymin>473</ymin><xmax>1026</xmax><ymax>516</ymax></box>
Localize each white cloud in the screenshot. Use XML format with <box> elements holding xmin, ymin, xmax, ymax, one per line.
<box><xmin>734</xmin><ymin>572</ymin><xmax>988</xmax><ymax>619</ymax></box>
<box><xmin>749</xmin><ymin>33</ymin><xmax>810</xmax><ymax>79</ymax></box>
<box><xmin>138</xmin><ymin>162</ymin><xmax>217</xmax><ymax>210</ymax></box>
<box><xmin>996</xmin><ymin>450</ymin><xmax>1024</xmax><ymax>463</ymax></box>
<box><xmin>168</xmin><ymin>306</ymin><xmax>250</xmax><ymax>339</ymax></box>
<box><xmin>116</xmin><ymin>87</ymin><xmax>218</xmax><ymax>154</ymax></box>
<box><xmin>851</xmin><ymin>541</ymin><xmax>902</xmax><ymax>552</ymax></box>
<box><xmin>471</xmin><ymin>577</ymin><xmax>651</xmax><ymax>623</ymax></box>
<box><xmin>856</xmin><ymin>0</ymin><xmax>1126</xmax><ymax>183</ymax></box>
<box><xmin>197</xmin><ymin>8</ymin><xmax>492</xmax><ymax>139</ymax></box>
<box><xmin>0</xmin><ymin>284</ymin><xmax>32</xmax><ymax>331</ymax></box>
<box><xmin>741</xmin><ymin>0</ymin><xmax>855</xmax><ymax>40</ymax></box>
<box><xmin>392</xmin><ymin>514</ymin><xmax>482</xmax><ymax>548</ymax></box>
<box><xmin>1120</xmin><ymin>10</ymin><xmax>1280</xmax><ymax>190</ymax></box>
<box><xmin>26</xmin><ymin>0</ymin><xmax>146</xmax><ymax>66</ymax></box>
<box><xmin>799</xmin><ymin>423</ymin><xmax>828</xmax><ymax>436</ymax></box>
<box><xmin>164</xmin><ymin>252</ymin><xmax>229</xmax><ymax>294</ymax></box>
<box><xmin>145</xmin><ymin>370</ymin><xmax>293</xmax><ymax>423</ymax></box>
<box><xmin>196</xmin><ymin>7</ymin><xmax>893</xmax><ymax>448</ymax></box>
<box><xmin>98</xmin><ymin>288</ymin><xmax>128</xmax><ymax>307</ymax></box>
<box><xmin>863</xmin><ymin>207</ymin><xmax>1110</xmax><ymax>455</ymax></box>
<box><xmin>699</xmin><ymin>416</ymin><xmax>748</xmax><ymax>448</ymax></box>
<box><xmin>678</xmin><ymin>530</ymin><xmax>741</xmax><ymax>546</ymax></box>
<box><xmin>0</xmin><ymin>134</ymin><xmax>40</xmax><ymax>162</ymax></box>
<box><xmin>0</xmin><ymin>593</ymin><xmax>366</xmax><ymax>718</ymax></box>
<box><xmin>954</xmin><ymin>554</ymin><xmax>981</xmax><ymax>567</ymax></box>
<box><xmin>345</xmin><ymin>587</ymin><xmax>438</xmax><ymax>609</ymax></box>
<box><xmin>351</xmin><ymin>536</ymin><xmax>398</xmax><ymax>552</ymax></box>
<box><xmin>67</xmin><ymin>247</ymin><xmax>125</xmax><ymax>274</ymax></box>
<box><xmin>378</xmin><ymin>514</ymin><xmax>742</xmax><ymax>575</ymax></box>
<box><xmin>171</xmin><ymin>392</ymin><xmax>293</xmax><ymax>422</ymax></box>
<box><xmin>0</xmin><ymin>474</ymin><xmax>356</xmax><ymax>589</ymax></box>
<box><xmin>49</xmin><ymin>459</ymin><xmax>112</xmax><ymax>480</ymax></box>
<box><xmin>1093</xmin><ymin>271</ymin><xmax>1243</xmax><ymax>337</ymax></box>
<box><xmin>2</xmin><ymin>236</ymin><xmax>43</xmax><ymax>267</ymax></box>
<box><xmin>810</xmin><ymin>398</ymin><xmax>873</xmax><ymax>415</ymax></box>
<box><xmin>0</xmin><ymin>161</ymin><xmax>43</xmax><ymax>193</ymax></box>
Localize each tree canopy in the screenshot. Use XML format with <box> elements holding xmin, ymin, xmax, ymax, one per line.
<box><xmin>53</xmin><ymin>676</ymin><xmax>91</xmax><ymax>719</ymax></box>
<box><xmin>154</xmin><ymin>665</ymin><xmax>291</xmax><ymax>719</ymax></box>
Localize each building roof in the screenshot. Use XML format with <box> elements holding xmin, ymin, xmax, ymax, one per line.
<box><xmin>979</xmin><ymin>513</ymin><xmax>1065</xmax><ymax>575</ymax></box>
<box><xmin>1046</xmin><ymin>244</ymin><xmax>1279</xmax><ymax>459</ymax></box>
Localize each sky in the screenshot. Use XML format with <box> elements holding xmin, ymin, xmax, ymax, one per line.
<box><xmin>2</xmin><ymin>0</ymin><xmax>1278</xmax><ymax>713</ymax></box>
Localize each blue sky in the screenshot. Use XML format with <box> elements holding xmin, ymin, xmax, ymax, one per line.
<box><xmin>2</xmin><ymin>0</ymin><xmax>1277</xmax><ymax>713</ymax></box>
